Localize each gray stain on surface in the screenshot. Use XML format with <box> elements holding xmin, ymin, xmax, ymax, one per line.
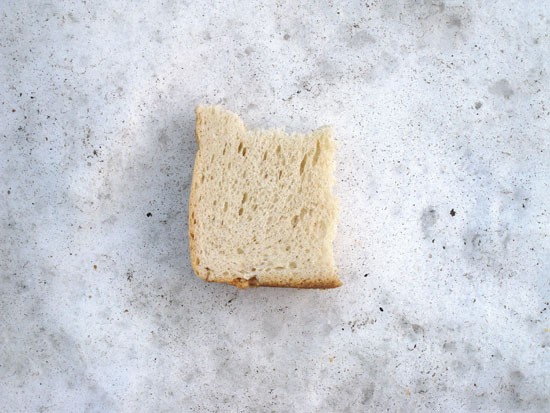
<box><xmin>489</xmin><ymin>79</ymin><xmax>514</xmax><ymax>99</ymax></box>
<box><xmin>421</xmin><ymin>207</ymin><xmax>439</xmax><ymax>239</ymax></box>
<box><xmin>347</xmin><ymin>30</ymin><xmax>376</xmax><ymax>48</ymax></box>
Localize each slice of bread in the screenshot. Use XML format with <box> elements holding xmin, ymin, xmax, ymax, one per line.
<box><xmin>189</xmin><ymin>105</ymin><xmax>341</xmax><ymax>289</ymax></box>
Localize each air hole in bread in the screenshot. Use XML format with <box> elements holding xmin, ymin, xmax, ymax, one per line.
<box><xmin>237</xmin><ymin>248</ymin><xmax>244</xmax><ymax>254</ymax></box>
<box><xmin>201</xmin><ymin>175</ymin><xmax>205</xmax><ymax>183</ymax></box>
<box><xmin>242</xmin><ymin>147</ymin><xmax>246</xmax><ymax>156</ymax></box>
<box><xmin>300</xmin><ymin>154</ymin><xmax>307</xmax><ymax>175</ymax></box>
<box><xmin>238</xmin><ymin>142</ymin><xmax>243</xmax><ymax>153</ymax></box>
<box><xmin>278</xmin><ymin>170</ymin><xmax>282</xmax><ymax>179</ymax></box>
<box><xmin>223</xmin><ymin>202</ymin><xmax>228</xmax><ymax>212</ymax></box>
<box><xmin>211</xmin><ymin>154</ymin><xmax>215</xmax><ymax>163</ymax></box>
<box><xmin>313</xmin><ymin>139</ymin><xmax>321</xmax><ymax>165</ymax></box>
<box><xmin>289</xmin><ymin>262</ymin><xmax>297</xmax><ymax>269</ymax></box>
<box><xmin>276</xmin><ymin>145</ymin><xmax>281</xmax><ymax>154</ymax></box>
<box><xmin>291</xmin><ymin>215</ymin><xmax>298</xmax><ymax>228</ymax></box>
<box><xmin>263</xmin><ymin>151</ymin><xmax>267</xmax><ymax>161</ymax></box>
<box><xmin>241</xmin><ymin>193</ymin><xmax>247</xmax><ymax>203</ymax></box>
<box><xmin>227</xmin><ymin>162</ymin><xmax>231</xmax><ymax>170</ymax></box>
<box><xmin>238</xmin><ymin>207</ymin><xmax>243</xmax><ymax>216</ymax></box>
<box><xmin>275</xmin><ymin>266</ymin><xmax>284</xmax><ymax>270</ymax></box>
<box><xmin>213</xmin><ymin>200</ymin><xmax>217</xmax><ymax>206</ymax></box>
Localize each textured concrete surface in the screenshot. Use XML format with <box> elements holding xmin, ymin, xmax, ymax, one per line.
<box><xmin>1</xmin><ymin>0</ymin><xmax>549</xmax><ymax>411</ymax></box>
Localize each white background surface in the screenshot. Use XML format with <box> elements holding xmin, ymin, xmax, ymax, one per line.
<box><xmin>1</xmin><ymin>0</ymin><xmax>549</xmax><ymax>411</ymax></box>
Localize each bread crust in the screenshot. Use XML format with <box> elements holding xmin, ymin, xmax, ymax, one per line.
<box><xmin>195</xmin><ymin>274</ymin><xmax>342</xmax><ymax>289</ymax></box>
<box><xmin>189</xmin><ymin>105</ymin><xmax>341</xmax><ymax>289</ymax></box>
<box><xmin>229</xmin><ymin>277</ymin><xmax>342</xmax><ymax>289</ymax></box>
<box><xmin>188</xmin><ymin>152</ymin><xmax>204</xmax><ymax>281</ymax></box>
<box><xmin>188</xmin><ymin>108</ymin><xmax>205</xmax><ymax>281</ymax></box>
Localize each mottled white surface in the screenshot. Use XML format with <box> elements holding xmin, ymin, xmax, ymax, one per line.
<box><xmin>1</xmin><ymin>0</ymin><xmax>549</xmax><ymax>411</ymax></box>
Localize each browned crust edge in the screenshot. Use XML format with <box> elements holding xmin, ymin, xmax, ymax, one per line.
<box><xmin>188</xmin><ymin>152</ymin><xmax>204</xmax><ymax>281</ymax></box>
<box><xmin>199</xmin><ymin>276</ymin><xmax>342</xmax><ymax>290</ymax></box>
<box><xmin>229</xmin><ymin>277</ymin><xmax>342</xmax><ymax>290</ymax></box>
<box><xmin>189</xmin><ymin>108</ymin><xmax>206</xmax><ymax>282</ymax></box>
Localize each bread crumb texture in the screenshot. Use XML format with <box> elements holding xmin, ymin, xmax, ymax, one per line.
<box><xmin>189</xmin><ymin>105</ymin><xmax>341</xmax><ymax>289</ymax></box>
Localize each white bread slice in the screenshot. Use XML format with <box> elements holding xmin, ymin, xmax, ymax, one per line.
<box><xmin>189</xmin><ymin>105</ymin><xmax>341</xmax><ymax>289</ymax></box>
